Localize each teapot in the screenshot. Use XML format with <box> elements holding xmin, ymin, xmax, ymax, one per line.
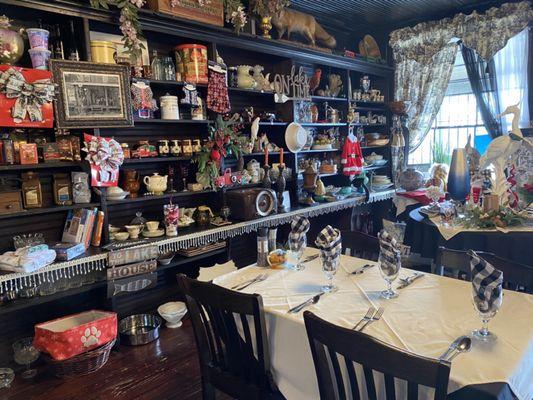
<box><xmin>143</xmin><ymin>173</ymin><xmax>168</xmax><ymax>195</ymax></box>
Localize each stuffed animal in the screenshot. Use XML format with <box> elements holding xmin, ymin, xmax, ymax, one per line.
<box><xmin>272</xmin><ymin>9</ymin><xmax>337</xmax><ymax>49</ymax></box>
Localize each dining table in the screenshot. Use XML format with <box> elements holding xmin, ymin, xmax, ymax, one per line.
<box><xmin>213</xmin><ymin>248</ymin><xmax>533</xmax><ymax>400</ymax></box>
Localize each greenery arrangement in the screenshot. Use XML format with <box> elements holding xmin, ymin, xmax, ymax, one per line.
<box><xmin>251</xmin><ymin>0</ymin><xmax>290</xmax><ymax>18</ymax></box>
<box><xmin>461</xmin><ymin>206</ymin><xmax>526</xmax><ymax>229</ymax></box>
<box><xmin>432</xmin><ymin>134</ymin><xmax>451</xmax><ymax>165</ymax></box>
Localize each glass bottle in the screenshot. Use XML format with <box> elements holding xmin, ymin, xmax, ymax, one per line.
<box><xmin>51</xmin><ymin>24</ymin><xmax>65</xmax><ymax>59</ymax></box>
<box><xmin>161</xmin><ymin>56</ymin><xmax>176</xmax><ymax>81</ymax></box>
<box><xmin>151</xmin><ymin>50</ymin><xmax>163</xmax><ymax>81</ymax></box>
<box><xmin>67</xmin><ymin>21</ymin><xmax>80</xmax><ymax>61</ymax></box>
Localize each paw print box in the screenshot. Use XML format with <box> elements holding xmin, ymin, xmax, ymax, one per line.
<box><xmin>34</xmin><ymin>310</ymin><xmax>117</xmax><ymax>360</ymax></box>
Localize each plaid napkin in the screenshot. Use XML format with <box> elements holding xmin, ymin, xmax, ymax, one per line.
<box><xmin>315</xmin><ymin>225</ymin><xmax>342</xmax><ymax>268</ymax></box>
<box><xmin>288</xmin><ymin>216</ymin><xmax>310</xmax><ymax>251</ymax></box>
<box><xmin>469</xmin><ymin>250</ymin><xmax>503</xmax><ymax>312</ymax></box>
<box><xmin>378</xmin><ymin>230</ymin><xmax>401</xmax><ymax>275</ymax></box>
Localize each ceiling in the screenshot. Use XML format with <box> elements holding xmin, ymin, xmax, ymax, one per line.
<box><xmin>291</xmin><ymin>0</ymin><xmax>513</xmax><ymax>32</ymax></box>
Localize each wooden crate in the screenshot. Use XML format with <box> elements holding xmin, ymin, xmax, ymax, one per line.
<box><xmin>146</xmin><ymin>0</ymin><xmax>224</xmax><ymax>27</ymax></box>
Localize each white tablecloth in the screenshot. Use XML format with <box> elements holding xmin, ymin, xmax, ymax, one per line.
<box><xmin>213</xmin><ymin>248</ymin><xmax>533</xmax><ymax>400</ymax></box>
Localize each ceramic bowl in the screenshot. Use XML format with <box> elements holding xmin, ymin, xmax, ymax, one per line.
<box><xmin>285</xmin><ymin>122</ymin><xmax>307</xmax><ymax>153</ymax></box>
<box><xmin>109</xmin><ymin>225</ymin><xmax>121</xmax><ymax>234</ymax></box>
<box><xmin>157</xmin><ymin>302</ymin><xmax>188</xmax><ymax>328</ymax></box>
<box><xmin>158</xmin><ymin>252</ymin><xmax>175</xmax><ymax>265</ymax></box>
<box><xmin>114</xmin><ymin>232</ymin><xmax>130</xmax><ymax>241</ymax></box>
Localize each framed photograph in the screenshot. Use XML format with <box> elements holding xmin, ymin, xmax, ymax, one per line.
<box><xmin>50</xmin><ymin>60</ymin><xmax>133</xmax><ymax>128</ymax></box>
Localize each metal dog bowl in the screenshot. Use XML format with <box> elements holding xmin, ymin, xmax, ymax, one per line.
<box><xmin>118</xmin><ymin>314</ymin><xmax>161</xmax><ymax>346</ymax></box>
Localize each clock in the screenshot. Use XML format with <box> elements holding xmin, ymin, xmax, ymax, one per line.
<box><xmin>226</xmin><ymin>188</ymin><xmax>278</xmax><ymax>221</ymax></box>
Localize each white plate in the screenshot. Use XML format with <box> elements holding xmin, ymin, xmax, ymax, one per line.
<box><xmin>285</xmin><ymin>122</ymin><xmax>307</xmax><ymax>153</ymax></box>
<box><xmin>142</xmin><ymin>229</ymin><xmax>165</xmax><ymax>238</ymax></box>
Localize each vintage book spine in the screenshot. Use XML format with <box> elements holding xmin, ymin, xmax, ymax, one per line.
<box><xmin>91</xmin><ymin>210</ymin><xmax>105</xmax><ymax>247</ymax></box>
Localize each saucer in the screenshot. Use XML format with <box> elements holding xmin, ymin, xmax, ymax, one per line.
<box><xmin>142</xmin><ymin>229</ymin><xmax>165</xmax><ymax>238</ymax></box>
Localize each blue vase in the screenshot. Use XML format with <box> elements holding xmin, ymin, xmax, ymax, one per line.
<box><xmin>447</xmin><ymin>148</ymin><xmax>470</xmax><ymax>201</ymax></box>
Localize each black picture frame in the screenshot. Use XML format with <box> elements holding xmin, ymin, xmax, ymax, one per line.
<box><xmin>50</xmin><ymin>60</ymin><xmax>133</xmax><ymax>129</ymax></box>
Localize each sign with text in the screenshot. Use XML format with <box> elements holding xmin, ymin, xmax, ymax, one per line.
<box><xmin>106</xmin><ymin>260</ymin><xmax>157</xmax><ymax>281</ymax></box>
<box><xmin>108</xmin><ymin>245</ymin><xmax>159</xmax><ymax>267</ymax></box>
<box><xmin>107</xmin><ymin>272</ymin><xmax>157</xmax><ymax>298</ymax></box>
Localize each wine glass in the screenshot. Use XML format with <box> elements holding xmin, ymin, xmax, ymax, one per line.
<box><xmin>12</xmin><ymin>338</ymin><xmax>40</xmax><ymax>379</ymax></box>
<box><xmin>320</xmin><ymin>250</ymin><xmax>339</xmax><ymax>293</ymax></box>
<box><xmin>378</xmin><ymin>250</ymin><xmax>401</xmax><ymax>299</ymax></box>
<box><xmin>472</xmin><ymin>284</ymin><xmax>503</xmax><ymax>341</ymax></box>
<box><xmin>288</xmin><ymin>235</ymin><xmax>307</xmax><ymax>271</ymax></box>
<box><xmin>0</xmin><ymin>368</ymin><xmax>14</xmax><ymax>388</ymax></box>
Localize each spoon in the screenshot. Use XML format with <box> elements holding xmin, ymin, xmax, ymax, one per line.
<box><xmin>448</xmin><ymin>336</ymin><xmax>472</xmax><ymax>361</ymax></box>
<box><xmin>439</xmin><ymin>335</ymin><xmax>468</xmax><ymax>360</ymax></box>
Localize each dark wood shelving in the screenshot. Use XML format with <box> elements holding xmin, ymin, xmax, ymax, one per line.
<box><xmin>133</xmin><ymin>119</ymin><xmax>212</xmax><ymax>125</ymax></box>
<box><xmin>301</xmin><ymin>148</ymin><xmax>341</xmax><ymax>153</ymax></box>
<box><xmin>310</xmin><ymin>96</ymin><xmax>348</xmax><ymax>102</ymax></box>
<box><xmin>350</xmin><ymin>100</ymin><xmax>387</xmax><ymax>107</ymax></box>
<box><xmin>241</xmin><ymin>121</ymin><xmax>287</xmax><ymax>126</ymax></box>
<box><xmin>0</xmin><ymin>203</ymin><xmax>100</xmax><ymax>220</ymax></box>
<box><xmin>106</xmin><ymin>190</ymin><xmax>214</xmax><ymax>205</ymax></box>
<box><xmin>228</xmin><ymin>87</ymin><xmax>274</xmax><ymax>96</ymax></box>
<box><xmin>135</xmin><ymin>78</ymin><xmax>207</xmax><ymax>88</ymax></box>
<box><xmin>0</xmin><ymin>161</ymin><xmax>83</xmax><ymax>171</ymax></box>
<box><xmin>349</xmin><ymin>123</ymin><xmax>388</xmax><ymax>127</ymax></box>
<box><xmin>299</xmin><ymin>122</ymin><xmax>346</xmax><ymax>127</ymax></box>
<box><xmin>361</xmin><ymin>145</ymin><xmax>390</xmax><ymax>149</ymax></box>
<box><xmin>157</xmin><ymin>247</ymin><xmax>227</xmax><ymax>272</ymax></box>
<box><xmin>123</xmin><ymin>157</ymin><xmax>191</xmax><ymax>164</ymax></box>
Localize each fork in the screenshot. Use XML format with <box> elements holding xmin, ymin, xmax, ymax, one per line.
<box><xmin>231</xmin><ymin>274</ymin><xmax>267</xmax><ymax>291</ymax></box>
<box><xmin>358</xmin><ymin>307</ymin><xmax>384</xmax><ymax>332</ymax></box>
<box><xmin>352</xmin><ymin>307</ymin><xmax>376</xmax><ymax>330</ymax></box>
<box><xmin>350</xmin><ymin>264</ymin><xmax>374</xmax><ymax>275</ymax></box>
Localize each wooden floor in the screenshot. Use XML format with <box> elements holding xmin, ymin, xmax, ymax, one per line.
<box><xmin>3</xmin><ymin>318</ymin><xmax>231</xmax><ymax>400</ymax></box>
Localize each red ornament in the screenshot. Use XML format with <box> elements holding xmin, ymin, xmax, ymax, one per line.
<box><xmin>210</xmin><ymin>148</ymin><xmax>221</xmax><ymax>164</ymax></box>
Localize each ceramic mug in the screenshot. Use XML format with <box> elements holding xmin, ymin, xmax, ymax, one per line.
<box><xmin>145</xmin><ymin>221</ymin><xmax>159</xmax><ymax>232</ymax></box>
<box><xmin>125</xmin><ymin>224</ymin><xmax>144</xmax><ymax>239</ymax></box>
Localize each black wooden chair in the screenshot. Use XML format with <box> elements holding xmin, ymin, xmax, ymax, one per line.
<box><xmin>176</xmin><ymin>274</ymin><xmax>284</xmax><ymax>400</ymax></box>
<box><xmin>435</xmin><ymin>247</ymin><xmax>533</xmax><ymax>293</ymax></box>
<box><xmin>340</xmin><ymin>230</ymin><xmax>380</xmax><ymax>261</ymax></box>
<box><xmin>303</xmin><ymin>311</ymin><xmax>451</xmax><ymax>400</ymax></box>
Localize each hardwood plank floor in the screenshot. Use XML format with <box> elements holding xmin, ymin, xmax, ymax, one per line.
<box><xmin>2</xmin><ymin>318</ymin><xmax>231</xmax><ymax>400</ymax></box>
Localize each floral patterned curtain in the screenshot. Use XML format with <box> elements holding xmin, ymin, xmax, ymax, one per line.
<box><xmin>394</xmin><ymin>43</ymin><xmax>458</xmax><ymax>153</ymax></box>
<box><xmin>389</xmin><ymin>1</ymin><xmax>532</xmax><ymax>154</ymax></box>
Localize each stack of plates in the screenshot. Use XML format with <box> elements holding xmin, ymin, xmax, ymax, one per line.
<box><xmin>372</xmin><ymin>175</ymin><xmax>393</xmax><ymax>189</ymax></box>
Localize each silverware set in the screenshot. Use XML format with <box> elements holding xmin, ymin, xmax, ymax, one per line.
<box><xmin>439</xmin><ymin>335</ymin><xmax>472</xmax><ymax>362</ymax></box>
<box><xmin>350</xmin><ymin>264</ymin><xmax>375</xmax><ymax>275</ymax></box>
<box><xmin>301</xmin><ymin>254</ymin><xmax>319</xmax><ymax>264</ymax></box>
<box><xmin>353</xmin><ymin>307</ymin><xmax>384</xmax><ymax>331</ymax></box>
<box><xmin>231</xmin><ymin>273</ymin><xmax>268</xmax><ymax>291</ymax></box>
<box><xmin>287</xmin><ymin>292</ymin><xmax>326</xmax><ymax>313</ymax></box>
<box><xmin>397</xmin><ymin>272</ymin><xmax>425</xmax><ymax>289</ymax></box>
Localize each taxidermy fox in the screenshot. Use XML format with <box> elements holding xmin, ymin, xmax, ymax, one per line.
<box><xmin>272</xmin><ymin>9</ymin><xmax>337</xmax><ymax>49</ymax></box>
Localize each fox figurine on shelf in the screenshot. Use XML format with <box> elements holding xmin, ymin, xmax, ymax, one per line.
<box><xmin>272</xmin><ymin>9</ymin><xmax>337</xmax><ymax>49</ymax></box>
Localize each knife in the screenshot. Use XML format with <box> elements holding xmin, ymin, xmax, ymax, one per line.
<box><xmin>397</xmin><ymin>273</ymin><xmax>424</xmax><ymax>289</ymax></box>
<box><xmin>288</xmin><ymin>292</ymin><xmax>325</xmax><ymax>313</ymax></box>
<box><xmin>302</xmin><ymin>254</ymin><xmax>319</xmax><ymax>263</ymax></box>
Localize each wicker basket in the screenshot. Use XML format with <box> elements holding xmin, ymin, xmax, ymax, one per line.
<box><xmin>44</xmin><ymin>339</ymin><xmax>115</xmax><ymax>377</ymax></box>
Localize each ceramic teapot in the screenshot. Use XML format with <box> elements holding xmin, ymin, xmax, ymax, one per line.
<box><xmin>143</xmin><ymin>172</ymin><xmax>168</xmax><ymax>195</ymax></box>
<box><xmin>398</xmin><ymin>168</ymin><xmax>424</xmax><ymax>191</ymax></box>
<box><xmin>236</xmin><ymin>65</ymin><xmax>256</xmax><ymax>89</ymax></box>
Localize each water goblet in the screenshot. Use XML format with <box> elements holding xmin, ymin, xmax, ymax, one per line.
<box><xmin>12</xmin><ymin>338</ymin><xmax>40</xmax><ymax>379</ymax></box>
<box><xmin>320</xmin><ymin>251</ymin><xmax>339</xmax><ymax>293</ymax></box>
<box><xmin>378</xmin><ymin>250</ymin><xmax>401</xmax><ymax>299</ymax></box>
<box><xmin>288</xmin><ymin>235</ymin><xmax>306</xmax><ymax>271</ymax></box>
<box><xmin>471</xmin><ymin>284</ymin><xmax>503</xmax><ymax>341</ymax></box>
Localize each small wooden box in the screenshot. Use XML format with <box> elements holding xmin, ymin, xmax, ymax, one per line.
<box><xmin>146</xmin><ymin>0</ymin><xmax>224</xmax><ymax>27</ymax></box>
<box><xmin>0</xmin><ymin>190</ymin><xmax>23</xmax><ymax>214</ymax></box>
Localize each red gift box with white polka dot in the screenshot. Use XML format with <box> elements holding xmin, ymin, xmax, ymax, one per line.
<box><xmin>33</xmin><ymin>310</ymin><xmax>117</xmax><ymax>361</ymax></box>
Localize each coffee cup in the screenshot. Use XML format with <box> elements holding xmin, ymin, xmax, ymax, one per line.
<box><xmin>145</xmin><ymin>221</ymin><xmax>159</xmax><ymax>232</ymax></box>
<box><xmin>125</xmin><ymin>224</ymin><xmax>143</xmax><ymax>239</ymax></box>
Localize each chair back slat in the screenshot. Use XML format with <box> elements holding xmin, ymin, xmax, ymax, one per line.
<box><xmin>344</xmin><ymin>356</ymin><xmax>361</xmax><ymax>400</ymax></box>
<box><xmin>177</xmin><ymin>274</ymin><xmax>274</xmax><ymax>399</ymax></box>
<box><xmin>435</xmin><ymin>246</ymin><xmax>471</xmax><ymax>279</ymax></box>
<box><xmin>327</xmin><ymin>347</ymin><xmax>347</xmax><ymax>399</ymax></box>
<box><xmin>341</xmin><ymin>230</ymin><xmax>380</xmax><ymax>261</ymax></box>
<box><xmin>304</xmin><ymin>311</ymin><xmax>450</xmax><ymax>400</ymax></box>
<box><xmin>384</xmin><ymin>374</ymin><xmax>396</xmax><ymax>400</ymax></box>
<box><xmin>407</xmin><ymin>381</ymin><xmax>418</xmax><ymax>400</ymax></box>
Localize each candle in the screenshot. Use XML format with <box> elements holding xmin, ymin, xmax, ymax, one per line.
<box><xmin>279</xmin><ymin>148</ymin><xmax>284</xmax><ymax>166</ymax></box>
<box><xmin>264</xmin><ymin>146</ymin><xmax>269</xmax><ymax>166</ymax></box>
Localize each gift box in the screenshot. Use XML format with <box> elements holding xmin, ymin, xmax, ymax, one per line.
<box><xmin>0</xmin><ymin>65</ymin><xmax>54</xmax><ymax>128</ymax></box>
<box><xmin>34</xmin><ymin>310</ymin><xmax>117</xmax><ymax>361</ymax></box>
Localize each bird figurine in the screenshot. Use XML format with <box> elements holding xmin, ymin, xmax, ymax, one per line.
<box><xmin>309</xmin><ymin>69</ymin><xmax>322</xmax><ymax>94</ymax></box>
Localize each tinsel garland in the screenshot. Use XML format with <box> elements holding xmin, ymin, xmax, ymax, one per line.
<box><xmin>0</xmin><ymin>190</ymin><xmax>393</xmax><ymax>293</ymax></box>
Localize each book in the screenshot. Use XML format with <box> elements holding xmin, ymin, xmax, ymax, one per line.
<box><xmin>81</xmin><ymin>208</ymin><xmax>97</xmax><ymax>249</ymax></box>
<box><xmin>91</xmin><ymin>211</ymin><xmax>105</xmax><ymax>247</ymax></box>
<box><xmin>52</xmin><ymin>242</ymin><xmax>86</xmax><ymax>261</ymax></box>
<box><xmin>62</xmin><ymin>208</ymin><xmax>90</xmax><ymax>244</ymax></box>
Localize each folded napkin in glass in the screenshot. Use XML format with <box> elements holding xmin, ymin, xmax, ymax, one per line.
<box><xmin>469</xmin><ymin>250</ymin><xmax>503</xmax><ymax>312</ymax></box>
<box><xmin>288</xmin><ymin>216</ymin><xmax>310</xmax><ymax>251</ymax></box>
<box><xmin>378</xmin><ymin>229</ymin><xmax>401</xmax><ymax>275</ymax></box>
<box><xmin>315</xmin><ymin>225</ymin><xmax>342</xmax><ymax>268</ymax></box>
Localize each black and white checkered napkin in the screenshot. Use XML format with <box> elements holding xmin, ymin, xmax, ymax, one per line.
<box><xmin>378</xmin><ymin>230</ymin><xmax>401</xmax><ymax>275</ymax></box>
<box><xmin>469</xmin><ymin>250</ymin><xmax>503</xmax><ymax>312</ymax></box>
<box><xmin>315</xmin><ymin>225</ymin><xmax>342</xmax><ymax>267</ymax></box>
<box><xmin>288</xmin><ymin>216</ymin><xmax>310</xmax><ymax>250</ymax></box>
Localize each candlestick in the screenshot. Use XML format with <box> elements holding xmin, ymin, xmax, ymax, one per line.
<box><xmin>279</xmin><ymin>148</ymin><xmax>284</xmax><ymax>166</ymax></box>
<box><xmin>262</xmin><ymin>164</ymin><xmax>271</xmax><ymax>189</ymax></box>
<box><xmin>276</xmin><ymin>164</ymin><xmax>287</xmax><ymax>212</ymax></box>
<box><xmin>264</xmin><ymin>146</ymin><xmax>269</xmax><ymax>167</ymax></box>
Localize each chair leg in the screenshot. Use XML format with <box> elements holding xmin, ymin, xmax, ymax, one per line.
<box><xmin>202</xmin><ymin>381</ymin><xmax>216</xmax><ymax>400</ymax></box>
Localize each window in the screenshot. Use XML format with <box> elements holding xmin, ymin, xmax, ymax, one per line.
<box><xmin>408</xmin><ymin>52</ymin><xmax>489</xmax><ymax>167</ymax></box>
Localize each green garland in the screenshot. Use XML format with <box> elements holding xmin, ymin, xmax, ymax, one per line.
<box><xmin>461</xmin><ymin>206</ymin><xmax>526</xmax><ymax>229</ymax></box>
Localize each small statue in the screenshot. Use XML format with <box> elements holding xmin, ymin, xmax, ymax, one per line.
<box><xmin>425</xmin><ymin>163</ymin><xmax>448</xmax><ymax>191</ymax></box>
<box><xmin>272</xmin><ymin>9</ymin><xmax>337</xmax><ymax>49</ymax></box>
<box><xmin>325</xmin><ymin>74</ymin><xmax>343</xmax><ymax>98</ymax></box>
<box><xmin>252</xmin><ymin>65</ymin><xmax>272</xmax><ymax>92</ymax></box>
<box><xmin>243</xmin><ymin>106</ymin><xmax>254</xmax><ymax>123</ymax></box>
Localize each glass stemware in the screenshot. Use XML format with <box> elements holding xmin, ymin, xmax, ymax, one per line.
<box><xmin>12</xmin><ymin>338</ymin><xmax>40</xmax><ymax>379</ymax></box>
<box><xmin>378</xmin><ymin>250</ymin><xmax>401</xmax><ymax>299</ymax></box>
<box><xmin>0</xmin><ymin>368</ymin><xmax>14</xmax><ymax>388</ymax></box>
<box><xmin>320</xmin><ymin>250</ymin><xmax>339</xmax><ymax>293</ymax></box>
<box><xmin>472</xmin><ymin>284</ymin><xmax>502</xmax><ymax>341</ymax></box>
<box><xmin>288</xmin><ymin>235</ymin><xmax>307</xmax><ymax>271</ymax></box>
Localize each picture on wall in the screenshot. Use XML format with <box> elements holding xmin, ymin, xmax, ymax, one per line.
<box><xmin>50</xmin><ymin>60</ymin><xmax>133</xmax><ymax>128</ymax></box>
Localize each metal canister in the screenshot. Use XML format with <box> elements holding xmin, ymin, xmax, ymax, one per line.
<box><xmin>90</xmin><ymin>40</ymin><xmax>117</xmax><ymax>64</ymax></box>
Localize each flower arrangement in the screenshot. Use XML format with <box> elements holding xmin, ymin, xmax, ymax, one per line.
<box><xmin>224</xmin><ymin>0</ymin><xmax>247</xmax><ymax>33</ymax></box>
<box><xmin>461</xmin><ymin>206</ymin><xmax>526</xmax><ymax>229</ymax></box>
<box><xmin>251</xmin><ymin>0</ymin><xmax>290</xmax><ymax>18</ymax></box>
<box><xmin>90</xmin><ymin>0</ymin><xmax>145</xmax><ymax>57</ymax></box>
<box><xmin>194</xmin><ymin>114</ymin><xmax>244</xmax><ymax>189</ymax></box>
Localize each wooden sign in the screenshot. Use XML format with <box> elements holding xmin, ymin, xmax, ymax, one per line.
<box><xmin>106</xmin><ymin>260</ymin><xmax>157</xmax><ymax>281</ymax></box>
<box><xmin>107</xmin><ymin>272</ymin><xmax>157</xmax><ymax>298</ymax></box>
<box><xmin>273</xmin><ymin>66</ymin><xmax>310</xmax><ymax>103</ymax></box>
<box><xmin>108</xmin><ymin>245</ymin><xmax>159</xmax><ymax>267</ymax></box>
<box><xmin>146</xmin><ymin>0</ymin><xmax>224</xmax><ymax>27</ymax></box>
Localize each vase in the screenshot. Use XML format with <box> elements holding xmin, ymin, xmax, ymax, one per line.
<box><xmin>0</xmin><ymin>27</ymin><xmax>24</xmax><ymax>64</ymax></box>
<box><xmin>448</xmin><ymin>148</ymin><xmax>470</xmax><ymax>201</ymax></box>
<box><xmin>123</xmin><ymin>170</ymin><xmax>141</xmax><ymax>198</ymax></box>
<box><xmin>260</xmin><ymin>16</ymin><xmax>272</xmax><ymax>39</ymax></box>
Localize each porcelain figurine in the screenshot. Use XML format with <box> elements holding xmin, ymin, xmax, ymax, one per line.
<box><xmin>237</xmin><ymin>65</ymin><xmax>256</xmax><ymax>89</ymax></box>
<box><xmin>326</xmin><ymin>74</ymin><xmax>343</xmax><ymax>98</ymax></box>
<box><xmin>71</xmin><ymin>172</ymin><xmax>91</xmax><ymax>204</ymax></box>
<box><xmin>252</xmin><ymin>65</ymin><xmax>272</xmax><ymax>92</ymax></box>
<box><xmin>144</xmin><ymin>173</ymin><xmax>168</xmax><ymax>195</ymax></box>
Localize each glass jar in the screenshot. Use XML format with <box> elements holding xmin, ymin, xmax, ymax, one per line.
<box><xmin>150</xmin><ymin>50</ymin><xmax>163</xmax><ymax>81</ymax></box>
<box><xmin>161</xmin><ymin>56</ymin><xmax>176</xmax><ymax>81</ymax></box>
